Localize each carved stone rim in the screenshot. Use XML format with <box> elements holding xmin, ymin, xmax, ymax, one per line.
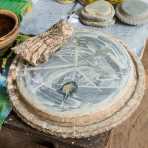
<box><xmin>7</xmin><ymin>35</ymin><xmax>145</xmax><ymax>138</ymax></box>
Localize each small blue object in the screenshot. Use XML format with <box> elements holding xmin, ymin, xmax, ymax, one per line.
<box><xmin>0</xmin><ymin>74</ymin><xmax>6</xmax><ymax>88</ymax></box>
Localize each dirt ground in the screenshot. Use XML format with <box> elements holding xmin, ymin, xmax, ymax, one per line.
<box><xmin>0</xmin><ymin>128</ymin><xmax>49</xmax><ymax>148</ymax></box>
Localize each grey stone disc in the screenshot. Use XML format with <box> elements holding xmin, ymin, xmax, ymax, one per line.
<box><xmin>79</xmin><ymin>0</ymin><xmax>115</xmax><ymax>27</ymax></box>
<box><xmin>121</xmin><ymin>0</ymin><xmax>148</xmax><ymax>17</ymax></box>
<box><xmin>80</xmin><ymin>16</ymin><xmax>115</xmax><ymax>27</ymax></box>
<box><xmin>80</xmin><ymin>7</ymin><xmax>114</xmax><ymax>22</ymax></box>
<box><xmin>84</xmin><ymin>0</ymin><xmax>115</xmax><ymax>19</ymax></box>
<box><xmin>7</xmin><ymin>31</ymin><xmax>145</xmax><ymax>138</ymax></box>
<box><xmin>116</xmin><ymin>0</ymin><xmax>148</xmax><ymax>25</ymax></box>
<box><xmin>15</xmin><ymin>30</ymin><xmax>135</xmax><ymax>125</ymax></box>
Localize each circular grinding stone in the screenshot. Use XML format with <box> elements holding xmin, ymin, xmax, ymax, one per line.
<box><xmin>121</xmin><ymin>0</ymin><xmax>148</xmax><ymax>17</ymax></box>
<box><xmin>116</xmin><ymin>0</ymin><xmax>148</xmax><ymax>25</ymax></box>
<box><xmin>80</xmin><ymin>16</ymin><xmax>115</xmax><ymax>27</ymax></box>
<box><xmin>7</xmin><ymin>30</ymin><xmax>144</xmax><ymax>138</ymax></box>
<box><xmin>84</xmin><ymin>0</ymin><xmax>115</xmax><ymax>18</ymax></box>
<box><xmin>80</xmin><ymin>8</ymin><xmax>115</xmax><ymax>21</ymax></box>
<box><xmin>79</xmin><ymin>0</ymin><xmax>115</xmax><ymax>27</ymax></box>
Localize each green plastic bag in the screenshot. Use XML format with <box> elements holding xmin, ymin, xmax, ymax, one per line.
<box><xmin>0</xmin><ymin>54</ymin><xmax>13</xmax><ymax>127</ymax></box>
<box><xmin>0</xmin><ymin>0</ymin><xmax>32</xmax><ymax>19</ymax></box>
<box><xmin>0</xmin><ymin>34</ymin><xmax>30</xmax><ymax>127</ymax></box>
<box><xmin>0</xmin><ymin>87</ymin><xmax>11</xmax><ymax>126</ymax></box>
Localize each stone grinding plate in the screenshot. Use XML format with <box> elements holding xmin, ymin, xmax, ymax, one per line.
<box><xmin>7</xmin><ymin>30</ymin><xmax>144</xmax><ymax>138</ymax></box>
<box><xmin>80</xmin><ymin>8</ymin><xmax>115</xmax><ymax>22</ymax></box>
<box><xmin>79</xmin><ymin>0</ymin><xmax>115</xmax><ymax>27</ymax></box>
<box><xmin>83</xmin><ymin>0</ymin><xmax>115</xmax><ymax>20</ymax></box>
<box><xmin>116</xmin><ymin>0</ymin><xmax>148</xmax><ymax>25</ymax></box>
<box><xmin>84</xmin><ymin>0</ymin><xmax>114</xmax><ymax>17</ymax></box>
<box><xmin>79</xmin><ymin>16</ymin><xmax>115</xmax><ymax>27</ymax></box>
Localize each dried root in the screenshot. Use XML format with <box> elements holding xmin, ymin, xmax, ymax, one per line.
<box><xmin>12</xmin><ymin>20</ymin><xmax>73</xmax><ymax>66</ymax></box>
